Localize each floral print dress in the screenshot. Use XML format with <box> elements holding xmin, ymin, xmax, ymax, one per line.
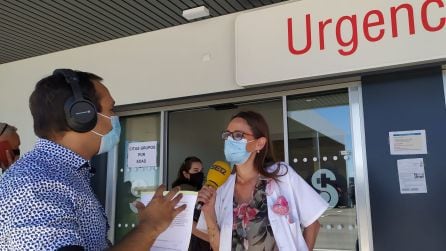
<box><xmin>232</xmin><ymin>178</ymin><xmax>279</xmax><ymax>251</ymax></box>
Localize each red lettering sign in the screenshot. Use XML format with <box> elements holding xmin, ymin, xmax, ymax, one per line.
<box><xmin>287</xmin><ymin>0</ymin><xmax>445</xmax><ymax>56</ymax></box>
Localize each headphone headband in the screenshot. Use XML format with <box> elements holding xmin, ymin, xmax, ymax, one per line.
<box><xmin>53</xmin><ymin>69</ymin><xmax>83</xmax><ymax>101</ymax></box>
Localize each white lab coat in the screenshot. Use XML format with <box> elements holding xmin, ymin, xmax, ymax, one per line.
<box><xmin>198</xmin><ymin>162</ymin><xmax>328</xmax><ymax>251</ymax></box>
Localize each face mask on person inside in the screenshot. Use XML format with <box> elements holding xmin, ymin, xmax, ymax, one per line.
<box><xmin>189</xmin><ymin>172</ymin><xmax>204</xmax><ymax>189</ymax></box>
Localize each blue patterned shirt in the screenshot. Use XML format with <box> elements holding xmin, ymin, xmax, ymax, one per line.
<box><xmin>0</xmin><ymin>139</ymin><xmax>109</xmax><ymax>250</ymax></box>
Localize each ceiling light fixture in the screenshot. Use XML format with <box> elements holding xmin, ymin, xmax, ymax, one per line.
<box><xmin>182</xmin><ymin>6</ymin><xmax>210</xmax><ymax>21</ymax></box>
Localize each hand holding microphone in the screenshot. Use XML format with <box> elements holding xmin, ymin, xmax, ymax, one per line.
<box><xmin>196</xmin><ymin>161</ymin><xmax>231</xmax><ymax>210</ymax></box>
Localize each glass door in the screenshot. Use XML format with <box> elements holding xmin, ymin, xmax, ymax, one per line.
<box><xmin>167</xmin><ymin>99</ymin><xmax>285</xmax><ymax>189</ymax></box>
<box><xmin>287</xmin><ymin>90</ymin><xmax>358</xmax><ymax>251</ymax></box>
<box><xmin>113</xmin><ymin>113</ymin><xmax>162</xmax><ymax>242</ymax></box>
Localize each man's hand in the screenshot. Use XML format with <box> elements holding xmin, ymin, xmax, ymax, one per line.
<box><xmin>110</xmin><ymin>185</ymin><xmax>187</xmax><ymax>251</ymax></box>
<box><xmin>135</xmin><ymin>185</ymin><xmax>187</xmax><ymax>236</ymax></box>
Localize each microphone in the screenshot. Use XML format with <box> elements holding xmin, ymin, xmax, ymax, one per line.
<box><xmin>196</xmin><ymin>160</ymin><xmax>231</xmax><ymax>210</ymax></box>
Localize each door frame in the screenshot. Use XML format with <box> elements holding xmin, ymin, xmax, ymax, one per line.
<box><xmin>105</xmin><ymin>81</ymin><xmax>373</xmax><ymax>250</ymax></box>
<box><xmin>349</xmin><ymin>85</ymin><xmax>374</xmax><ymax>251</ymax></box>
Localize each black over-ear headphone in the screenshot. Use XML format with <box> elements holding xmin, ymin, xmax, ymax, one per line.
<box><xmin>53</xmin><ymin>69</ymin><xmax>98</xmax><ymax>133</ymax></box>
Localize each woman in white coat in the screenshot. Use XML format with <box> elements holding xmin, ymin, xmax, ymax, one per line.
<box><xmin>197</xmin><ymin>111</ymin><xmax>328</xmax><ymax>251</ymax></box>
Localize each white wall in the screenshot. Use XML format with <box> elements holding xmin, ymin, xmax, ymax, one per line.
<box><xmin>0</xmin><ymin>12</ymin><xmax>242</xmax><ymax>152</ymax></box>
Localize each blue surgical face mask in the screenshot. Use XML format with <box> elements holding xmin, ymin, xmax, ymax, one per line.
<box><xmin>224</xmin><ymin>136</ymin><xmax>253</xmax><ymax>166</ymax></box>
<box><xmin>92</xmin><ymin>113</ymin><xmax>121</xmax><ymax>155</ymax></box>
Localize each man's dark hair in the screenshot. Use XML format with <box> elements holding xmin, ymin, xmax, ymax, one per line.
<box><xmin>29</xmin><ymin>71</ymin><xmax>103</xmax><ymax>139</ymax></box>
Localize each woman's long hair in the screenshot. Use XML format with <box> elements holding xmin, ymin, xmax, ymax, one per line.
<box><xmin>230</xmin><ymin>111</ymin><xmax>286</xmax><ymax>180</ymax></box>
<box><xmin>172</xmin><ymin>156</ymin><xmax>202</xmax><ymax>187</ymax></box>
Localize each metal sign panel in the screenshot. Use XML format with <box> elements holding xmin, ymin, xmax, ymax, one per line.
<box><xmin>236</xmin><ymin>0</ymin><xmax>446</xmax><ymax>87</ymax></box>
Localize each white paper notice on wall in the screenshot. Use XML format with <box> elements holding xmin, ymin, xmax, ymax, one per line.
<box><xmin>127</xmin><ymin>141</ymin><xmax>157</xmax><ymax>168</ymax></box>
<box><xmin>397</xmin><ymin>158</ymin><xmax>427</xmax><ymax>194</ymax></box>
<box><xmin>389</xmin><ymin>130</ymin><xmax>427</xmax><ymax>155</ymax></box>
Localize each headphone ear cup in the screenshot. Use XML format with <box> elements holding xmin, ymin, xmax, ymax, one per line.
<box><xmin>64</xmin><ymin>97</ymin><xmax>98</xmax><ymax>133</ymax></box>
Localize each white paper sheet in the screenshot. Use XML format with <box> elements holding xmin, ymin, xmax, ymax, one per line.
<box><xmin>141</xmin><ymin>191</ymin><xmax>197</xmax><ymax>251</ymax></box>
<box><xmin>389</xmin><ymin>130</ymin><xmax>427</xmax><ymax>155</ymax></box>
<box><xmin>397</xmin><ymin>158</ymin><xmax>427</xmax><ymax>194</ymax></box>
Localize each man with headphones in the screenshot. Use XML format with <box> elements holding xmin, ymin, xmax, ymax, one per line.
<box><xmin>0</xmin><ymin>69</ymin><xmax>185</xmax><ymax>250</ymax></box>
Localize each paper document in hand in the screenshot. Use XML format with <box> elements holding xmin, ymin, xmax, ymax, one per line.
<box><xmin>140</xmin><ymin>191</ymin><xmax>198</xmax><ymax>251</ymax></box>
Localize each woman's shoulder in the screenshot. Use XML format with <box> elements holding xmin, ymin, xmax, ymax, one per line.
<box><xmin>266</xmin><ymin>161</ymin><xmax>293</xmax><ymax>175</ymax></box>
<box><xmin>266</xmin><ymin>161</ymin><xmax>301</xmax><ymax>181</ymax></box>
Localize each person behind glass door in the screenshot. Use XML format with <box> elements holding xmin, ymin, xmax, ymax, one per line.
<box><xmin>171</xmin><ymin>156</ymin><xmax>211</xmax><ymax>251</ymax></box>
<box><xmin>172</xmin><ymin>156</ymin><xmax>205</xmax><ymax>191</ymax></box>
<box><xmin>197</xmin><ymin>111</ymin><xmax>329</xmax><ymax>251</ymax></box>
<box><xmin>0</xmin><ymin>69</ymin><xmax>186</xmax><ymax>251</ymax></box>
<box><xmin>0</xmin><ymin>122</ymin><xmax>21</xmax><ymax>171</ymax></box>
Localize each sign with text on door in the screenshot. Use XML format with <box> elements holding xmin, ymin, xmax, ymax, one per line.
<box><xmin>125</xmin><ymin>141</ymin><xmax>159</xmax><ymax>197</ymax></box>
<box><xmin>235</xmin><ymin>0</ymin><xmax>446</xmax><ymax>87</ymax></box>
<box><xmin>127</xmin><ymin>141</ymin><xmax>157</xmax><ymax>167</ymax></box>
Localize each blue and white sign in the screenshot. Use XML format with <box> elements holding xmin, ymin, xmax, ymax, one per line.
<box><xmin>311</xmin><ymin>169</ymin><xmax>339</xmax><ymax>208</ymax></box>
<box><xmin>389</xmin><ymin>130</ymin><xmax>428</xmax><ymax>155</ymax></box>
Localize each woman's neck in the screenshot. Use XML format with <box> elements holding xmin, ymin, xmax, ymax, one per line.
<box><xmin>236</xmin><ymin>163</ymin><xmax>259</xmax><ymax>184</ymax></box>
